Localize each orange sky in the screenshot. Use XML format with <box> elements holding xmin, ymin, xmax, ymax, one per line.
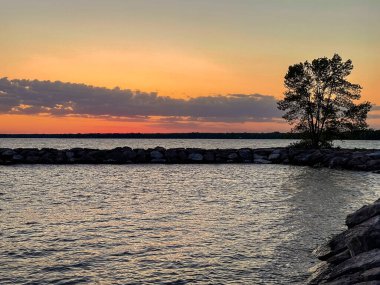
<box><xmin>0</xmin><ymin>0</ymin><xmax>379</xmax><ymax>133</ymax></box>
<box><xmin>1</xmin><ymin>115</ymin><xmax>288</xmax><ymax>134</ymax></box>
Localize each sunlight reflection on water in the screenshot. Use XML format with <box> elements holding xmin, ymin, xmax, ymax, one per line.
<box><xmin>1</xmin><ymin>164</ymin><xmax>379</xmax><ymax>284</ymax></box>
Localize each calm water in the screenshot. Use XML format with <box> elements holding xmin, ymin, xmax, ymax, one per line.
<box><xmin>1</xmin><ymin>140</ymin><xmax>380</xmax><ymax>284</ymax></box>
<box><xmin>1</xmin><ymin>138</ymin><xmax>380</xmax><ymax>149</ymax></box>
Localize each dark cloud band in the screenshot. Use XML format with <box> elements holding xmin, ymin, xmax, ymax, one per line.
<box><xmin>0</xmin><ymin>77</ymin><xmax>282</xmax><ymax>122</ymax></box>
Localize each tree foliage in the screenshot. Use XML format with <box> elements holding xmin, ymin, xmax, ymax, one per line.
<box><xmin>278</xmin><ymin>54</ymin><xmax>372</xmax><ymax>148</ymax></box>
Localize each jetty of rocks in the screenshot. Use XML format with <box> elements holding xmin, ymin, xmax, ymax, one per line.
<box><xmin>0</xmin><ymin>147</ymin><xmax>380</xmax><ymax>171</ymax></box>
<box><xmin>308</xmin><ymin>198</ymin><xmax>380</xmax><ymax>284</ymax></box>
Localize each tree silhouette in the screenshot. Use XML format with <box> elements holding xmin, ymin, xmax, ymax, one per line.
<box><xmin>278</xmin><ymin>54</ymin><xmax>372</xmax><ymax>148</ymax></box>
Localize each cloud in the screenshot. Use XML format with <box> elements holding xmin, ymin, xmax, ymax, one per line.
<box><xmin>0</xmin><ymin>77</ymin><xmax>282</xmax><ymax>122</ymax></box>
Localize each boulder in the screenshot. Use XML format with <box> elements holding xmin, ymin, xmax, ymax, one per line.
<box><xmin>293</xmin><ymin>153</ymin><xmax>314</xmax><ymax>164</ymax></box>
<box><xmin>177</xmin><ymin>150</ymin><xmax>188</xmax><ymax>162</ymax></box>
<box><xmin>188</xmin><ymin>153</ymin><xmax>203</xmax><ymax>162</ymax></box>
<box><xmin>315</xmin><ymin>215</ymin><xmax>380</xmax><ymax>261</ymax></box>
<box><xmin>253</xmin><ymin>148</ymin><xmax>274</xmax><ymax>157</ymax></box>
<box><xmin>323</xmin><ymin>249</ymin><xmax>380</xmax><ymax>283</ymax></box>
<box><xmin>25</xmin><ymin>155</ymin><xmax>40</xmax><ymax>163</ymax></box>
<box><xmin>227</xmin><ymin>152</ymin><xmax>238</xmax><ymax>160</ymax></box>
<box><xmin>367</xmin><ymin>151</ymin><xmax>380</xmax><ymax>160</ymax></box>
<box><xmin>154</xmin><ymin>146</ymin><xmax>166</xmax><ymax>152</ymax></box>
<box><xmin>254</xmin><ymin>158</ymin><xmax>271</xmax><ymax>164</ymax></box>
<box><xmin>1</xmin><ymin>149</ymin><xmax>16</xmax><ymax>157</ymax></box>
<box><xmin>238</xmin><ymin>148</ymin><xmax>252</xmax><ymax>161</ymax></box>
<box><xmin>215</xmin><ymin>150</ymin><xmax>231</xmax><ymax>162</ymax></box>
<box><xmin>134</xmin><ymin>149</ymin><xmax>147</xmax><ymax>163</ymax></box>
<box><xmin>65</xmin><ymin>151</ymin><xmax>75</xmax><ymax>159</ymax></box>
<box><xmin>309</xmin><ymin>199</ymin><xmax>380</xmax><ymax>285</ymax></box>
<box><xmin>150</xmin><ymin>150</ymin><xmax>164</xmax><ymax>160</ymax></box>
<box><xmin>123</xmin><ymin>149</ymin><xmax>136</xmax><ymax>161</ymax></box>
<box><xmin>106</xmin><ymin>150</ymin><xmax>124</xmax><ymax>163</ymax></box>
<box><xmin>12</xmin><ymin>154</ymin><xmax>24</xmax><ymax>162</ymax></box>
<box><xmin>253</xmin><ymin>154</ymin><xmax>267</xmax><ymax>160</ymax></box>
<box><xmin>204</xmin><ymin>151</ymin><xmax>215</xmax><ymax>162</ymax></box>
<box><xmin>346</xmin><ymin>199</ymin><xmax>380</xmax><ymax>228</ymax></box>
<box><xmin>366</xmin><ymin>159</ymin><xmax>380</xmax><ymax>171</ymax></box>
<box><xmin>347</xmin><ymin>157</ymin><xmax>368</xmax><ymax>169</ymax></box>
<box><xmin>268</xmin><ymin>152</ymin><xmax>281</xmax><ymax>161</ymax></box>
<box><xmin>329</xmin><ymin>156</ymin><xmax>348</xmax><ymax>169</ymax></box>
<box><xmin>151</xmin><ymin>158</ymin><xmax>166</xmax><ymax>163</ymax></box>
<box><xmin>165</xmin><ymin>149</ymin><xmax>179</xmax><ymax>163</ymax></box>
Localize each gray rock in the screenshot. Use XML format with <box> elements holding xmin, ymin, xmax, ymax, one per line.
<box><xmin>1</xmin><ymin>149</ymin><xmax>16</xmax><ymax>157</ymax></box>
<box><xmin>254</xmin><ymin>158</ymin><xmax>271</xmax><ymax>164</ymax></box>
<box><xmin>360</xmin><ymin>266</ymin><xmax>380</xmax><ymax>281</ymax></box>
<box><xmin>123</xmin><ymin>149</ymin><xmax>136</xmax><ymax>160</ymax></box>
<box><xmin>329</xmin><ymin>156</ymin><xmax>348</xmax><ymax>169</ymax></box>
<box><xmin>367</xmin><ymin>151</ymin><xmax>380</xmax><ymax>159</ymax></box>
<box><xmin>325</xmin><ymin>248</ymin><xmax>380</xmax><ymax>282</ymax></box>
<box><xmin>293</xmin><ymin>153</ymin><xmax>313</xmax><ymax>164</ymax></box>
<box><xmin>204</xmin><ymin>151</ymin><xmax>215</xmax><ymax>162</ymax></box>
<box><xmin>367</xmin><ymin>159</ymin><xmax>380</xmax><ymax>170</ymax></box>
<box><xmin>238</xmin><ymin>149</ymin><xmax>252</xmax><ymax>160</ymax></box>
<box><xmin>151</xmin><ymin>158</ymin><xmax>166</xmax><ymax>163</ymax></box>
<box><xmin>150</xmin><ymin>150</ymin><xmax>164</xmax><ymax>160</ymax></box>
<box><xmin>347</xmin><ymin>157</ymin><xmax>368</xmax><ymax>169</ymax></box>
<box><xmin>315</xmin><ymin>215</ymin><xmax>380</xmax><ymax>261</ymax></box>
<box><xmin>188</xmin><ymin>153</ymin><xmax>203</xmax><ymax>161</ymax></box>
<box><xmin>134</xmin><ymin>149</ymin><xmax>147</xmax><ymax>162</ymax></box>
<box><xmin>268</xmin><ymin>153</ymin><xmax>281</xmax><ymax>161</ymax></box>
<box><xmin>177</xmin><ymin>150</ymin><xmax>187</xmax><ymax>161</ymax></box>
<box><xmin>65</xmin><ymin>151</ymin><xmax>75</xmax><ymax>159</ymax></box>
<box><xmin>154</xmin><ymin>146</ymin><xmax>166</xmax><ymax>152</ymax></box>
<box><xmin>253</xmin><ymin>154</ymin><xmax>266</xmax><ymax>160</ymax></box>
<box><xmin>326</xmin><ymin>249</ymin><xmax>351</xmax><ymax>265</ymax></box>
<box><xmin>310</xmin><ymin>250</ymin><xmax>380</xmax><ymax>285</ymax></box>
<box><xmin>346</xmin><ymin>199</ymin><xmax>380</xmax><ymax>228</ymax></box>
<box><xmin>25</xmin><ymin>156</ymin><xmax>40</xmax><ymax>163</ymax></box>
<box><xmin>307</xmin><ymin>261</ymin><xmax>333</xmax><ymax>285</ymax></box>
<box><xmin>165</xmin><ymin>149</ymin><xmax>178</xmax><ymax>163</ymax></box>
<box><xmin>310</xmin><ymin>199</ymin><xmax>380</xmax><ymax>285</ymax></box>
<box><xmin>103</xmin><ymin>159</ymin><xmax>117</xmax><ymax>163</ymax></box>
<box><xmin>12</xmin><ymin>154</ymin><xmax>24</xmax><ymax>161</ymax></box>
<box><xmin>227</xmin><ymin>153</ymin><xmax>238</xmax><ymax>160</ymax></box>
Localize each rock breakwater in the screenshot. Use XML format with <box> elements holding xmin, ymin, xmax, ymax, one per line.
<box><xmin>0</xmin><ymin>147</ymin><xmax>380</xmax><ymax>171</ymax></box>
<box><xmin>308</xmin><ymin>198</ymin><xmax>380</xmax><ymax>284</ymax></box>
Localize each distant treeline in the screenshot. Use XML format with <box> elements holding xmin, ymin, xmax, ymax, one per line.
<box><xmin>0</xmin><ymin>130</ymin><xmax>379</xmax><ymax>139</ymax></box>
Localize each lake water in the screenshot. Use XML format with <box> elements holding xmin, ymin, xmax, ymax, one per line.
<box><xmin>1</xmin><ymin>138</ymin><xmax>380</xmax><ymax>150</ymax></box>
<box><xmin>1</xmin><ymin>139</ymin><xmax>380</xmax><ymax>284</ymax></box>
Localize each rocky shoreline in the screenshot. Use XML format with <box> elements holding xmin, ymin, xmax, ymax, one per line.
<box><xmin>0</xmin><ymin>147</ymin><xmax>380</xmax><ymax>171</ymax></box>
<box><xmin>308</xmin><ymin>198</ymin><xmax>380</xmax><ymax>284</ymax></box>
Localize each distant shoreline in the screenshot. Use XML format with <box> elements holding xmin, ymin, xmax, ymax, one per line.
<box><xmin>0</xmin><ymin>131</ymin><xmax>380</xmax><ymax>140</ymax></box>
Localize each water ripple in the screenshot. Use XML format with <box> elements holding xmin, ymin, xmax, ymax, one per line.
<box><xmin>1</xmin><ymin>164</ymin><xmax>379</xmax><ymax>284</ymax></box>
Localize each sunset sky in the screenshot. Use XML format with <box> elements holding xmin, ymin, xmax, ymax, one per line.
<box><xmin>0</xmin><ymin>0</ymin><xmax>379</xmax><ymax>133</ymax></box>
